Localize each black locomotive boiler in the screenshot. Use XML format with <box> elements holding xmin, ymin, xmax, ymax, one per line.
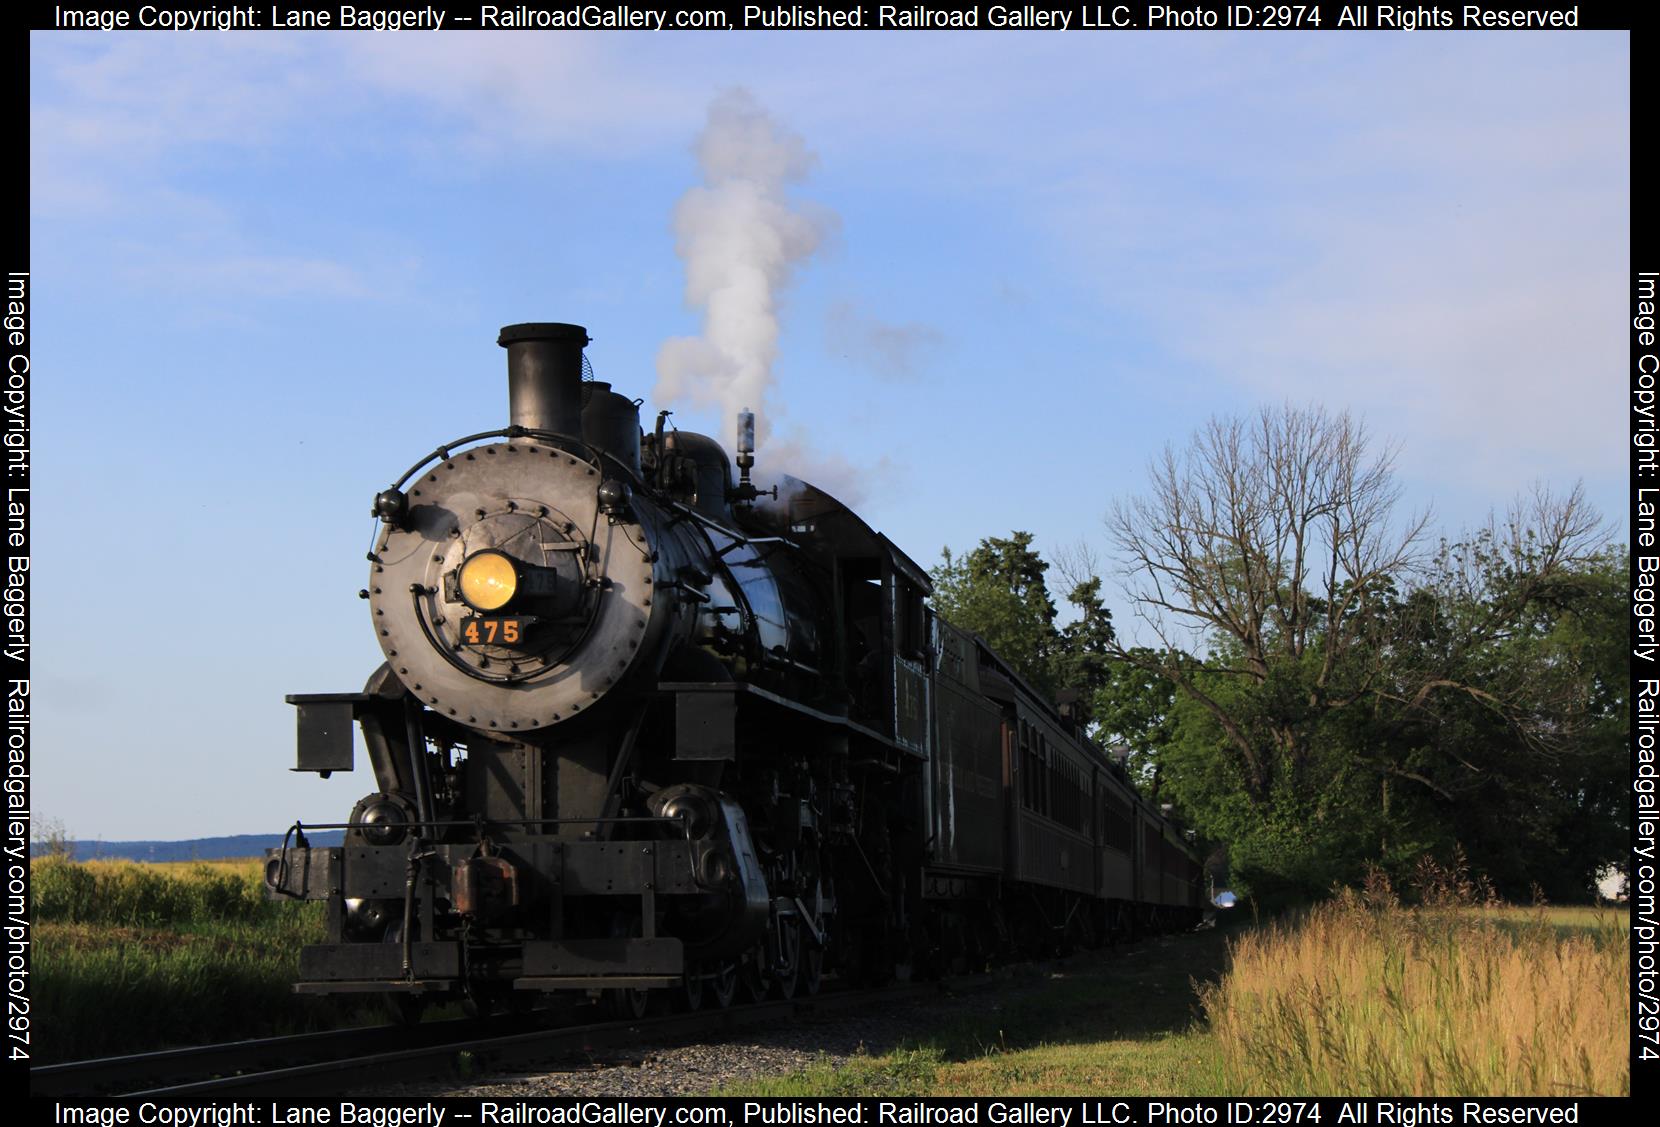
<box><xmin>265</xmin><ymin>322</ymin><xmax>1204</xmax><ymax>1017</ymax></box>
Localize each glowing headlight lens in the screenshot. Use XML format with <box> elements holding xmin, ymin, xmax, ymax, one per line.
<box><xmin>459</xmin><ymin>551</ymin><xmax>518</xmax><ymax>611</ymax></box>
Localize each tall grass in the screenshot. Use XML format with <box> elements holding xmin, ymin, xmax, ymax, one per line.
<box><xmin>1200</xmin><ymin>864</ymin><xmax>1628</xmax><ymax>1096</ymax></box>
<box><xmin>31</xmin><ymin>857</ymin><xmax>346</xmax><ymax>1064</ymax></box>
<box><xmin>33</xmin><ymin>856</ymin><xmax>297</xmax><ymax>929</ymax></box>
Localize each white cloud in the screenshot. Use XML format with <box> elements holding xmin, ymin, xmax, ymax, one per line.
<box><xmin>1031</xmin><ymin>38</ymin><xmax>1628</xmax><ymax>495</ymax></box>
<box><xmin>29</xmin><ymin>33</ymin><xmax>733</xmax><ymax>307</ymax></box>
<box><xmin>32</xmin><ymin>32</ymin><xmax>1628</xmax><ymax>488</ymax></box>
<box><xmin>337</xmin><ymin>34</ymin><xmax>704</xmax><ymax>155</ymax></box>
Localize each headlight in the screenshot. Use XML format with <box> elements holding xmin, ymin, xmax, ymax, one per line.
<box><xmin>458</xmin><ymin>550</ymin><xmax>519</xmax><ymax>612</ymax></box>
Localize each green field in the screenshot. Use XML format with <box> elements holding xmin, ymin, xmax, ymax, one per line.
<box><xmin>30</xmin><ymin>856</ymin><xmax>358</xmax><ymax>1064</ymax></box>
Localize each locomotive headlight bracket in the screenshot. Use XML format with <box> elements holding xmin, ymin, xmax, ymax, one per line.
<box><xmin>458</xmin><ymin>550</ymin><xmax>521</xmax><ymax>612</ymax></box>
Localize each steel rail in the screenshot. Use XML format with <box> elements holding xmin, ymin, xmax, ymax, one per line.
<box><xmin>29</xmin><ymin>1012</ymin><xmax>531</xmax><ymax>1098</ymax></box>
<box><xmin>32</xmin><ymin>980</ymin><xmax>954</xmax><ymax>1099</ymax></box>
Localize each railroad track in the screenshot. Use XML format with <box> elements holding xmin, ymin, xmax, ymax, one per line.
<box><xmin>30</xmin><ymin>1012</ymin><xmax>525</xmax><ymax>1099</ymax></box>
<box><xmin>31</xmin><ymin>981</ymin><xmax>949</xmax><ymax>1099</ymax></box>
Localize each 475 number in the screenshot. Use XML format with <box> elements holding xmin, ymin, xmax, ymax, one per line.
<box><xmin>462</xmin><ymin>617</ymin><xmax>526</xmax><ymax>645</ymax></box>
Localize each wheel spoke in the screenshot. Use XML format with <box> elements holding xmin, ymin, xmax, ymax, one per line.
<box><xmin>679</xmin><ymin>967</ymin><xmax>704</xmax><ymax>1012</ymax></box>
<box><xmin>606</xmin><ymin>987</ymin><xmax>651</xmax><ymax>1021</ymax></box>
<box><xmin>708</xmin><ymin>961</ymin><xmax>738</xmax><ymax>1009</ymax></box>
<box><xmin>773</xmin><ymin>919</ymin><xmax>801</xmax><ymax>1000</ymax></box>
<box><xmin>800</xmin><ymin>940</ymin><xmax>824</xmax><ymax>996</ymax></box>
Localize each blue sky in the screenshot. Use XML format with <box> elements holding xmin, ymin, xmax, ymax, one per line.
<box><xmin>30</xmin><ymin>30</ymin><xmax>1629</xmax><ymax>840</ymax></box>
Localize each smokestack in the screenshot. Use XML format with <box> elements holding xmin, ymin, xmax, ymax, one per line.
<box><xmin>498</xmin><ymin>322</ymin><xmax>590</xmax><ymax>435</ymax></box>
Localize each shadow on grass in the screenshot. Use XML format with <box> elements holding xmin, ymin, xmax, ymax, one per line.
<box><xmin>718</xmin><ymin>920</ymin><xmax>1248</xmax><ymax>1096</ymax></box>
<box><xmin>931</xmin><ymin>921</ymin><xmax>1238</xmax><ymax>1052</ymax></box>
<box><xmin>723</xmin><ymin>891</ymin><xmax>1627</xmax><ymax>1097</ymax></box>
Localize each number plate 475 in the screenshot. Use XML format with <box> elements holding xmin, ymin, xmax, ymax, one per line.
<box><xmin>460</xmin><ymin>617</ymin><xmax>529</xmax><ymax>645</ymax></box>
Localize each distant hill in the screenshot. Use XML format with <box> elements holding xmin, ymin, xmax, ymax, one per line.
<box><xmin>41</xmin><ymin>832</ymin><xmax>347</xmax><ymax>863</ymax></box>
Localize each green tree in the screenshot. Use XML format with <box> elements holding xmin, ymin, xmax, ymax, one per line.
<box><xmin>1091</xmin><ymin>646</ymin><xmax>1178</xmax><ymax>785</ymax></box>
<box><xmin>1101</xmin><ymin>403</ymin><xmax>1614</xmax><ymax>901</ymax></box>
<box><xmin>1356</xmin><ymin>538</ymin><xmax>1629</xmax><ymax>898</ymax></box>
<box><xmin>1050</xmin><ymin>575</ymin><xmax>1117</xmax><ymax>729</ymax></box>
<box><xmin>931</xmin><ymin>532</ymin><xmax>1061</xmax><ymax>696</ymax></box>
<box><xmin>930</xmin><ymin>532</ymin><xmax>1115</xmax><ymax>718</ymax></box>
<box><xmin>1105</xmin><ymin>405</ymin><xmax>1427</xmax><ymax>805</ymax></box>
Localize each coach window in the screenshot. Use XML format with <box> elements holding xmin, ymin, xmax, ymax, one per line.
<box><xmin>1056</xmin><ymin>761</ymin><xmax>1072</xmax><ymax>830</ymax></box>
<box><xmin>1018</xmin><ymin>721</ymin><xmax>1029</xmax><ymax>810</ymax></box>
<box><xmin>1055</xmin><ymin>757</ymin><xmax>1069</xmax><ymax>829</ymax></box>
<box><xmin>1023</xmin><ymin>722</ymin><xmax>1036</xmax><ymax>811</ymax></box>
<box><xmin>1015</xmin><ymin>723</ymin><xmax>1029</xmax><ymax>809</ymax></box>
<box><xmin>1037</xmin><ymin>734</ymin><xmax>1050</xmax><ymax>818</ymax></box>
<box><xmin>1022</xmin><ymin>725</ymin><xmax>1034</xmax><ymax>813</ymax></box>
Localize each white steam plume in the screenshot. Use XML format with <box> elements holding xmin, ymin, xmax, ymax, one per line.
<box><xmin>655</xmin><ymin>89</ymin><xmax>834</xmax><ymax>451</ymax></box>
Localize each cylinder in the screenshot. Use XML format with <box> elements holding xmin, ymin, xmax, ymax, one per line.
<box><xmin>498</xmin><ymin>322</ymin><xmax>589</xmax><ymax>435</ymax></box>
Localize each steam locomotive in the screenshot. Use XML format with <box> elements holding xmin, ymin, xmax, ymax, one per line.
<box><xmin>264</xmin><ymin>322</ymin><xmax>1204</xmax><ymax>1018</ymax></box>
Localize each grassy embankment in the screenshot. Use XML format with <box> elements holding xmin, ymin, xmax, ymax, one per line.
<box><xmin>30</xmin><ymin>856</ymin><xmax>355</xmax><ymax>1064</ymax></box>
<box><xmin>723</xmin><ymin>887</ymin><xmax>1628</xmax><ymax>1097</ymax></box>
